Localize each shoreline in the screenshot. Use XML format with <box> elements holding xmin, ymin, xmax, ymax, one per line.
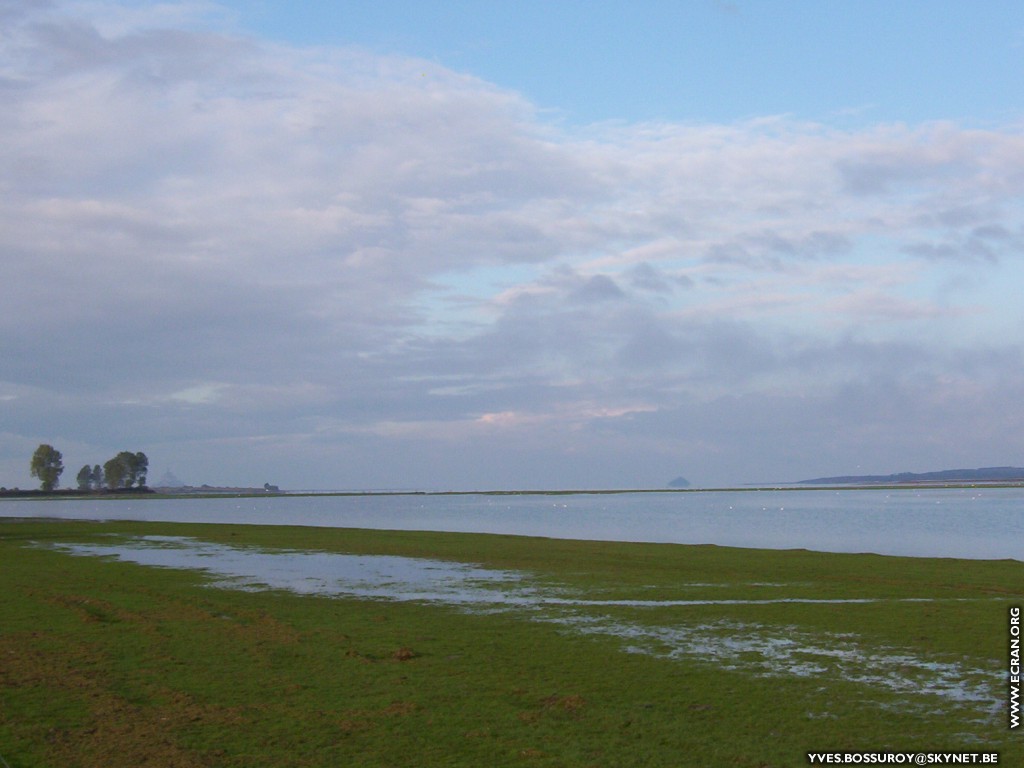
<box><xmin>3</xmin><ymin>480</ymin><xmax>1024</xmax><ymax>501</ymax></box>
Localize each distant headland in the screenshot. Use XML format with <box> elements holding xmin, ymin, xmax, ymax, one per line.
<box><xmin>797</xmin><ymin>466</ymin><xmax>1024</xmax><ymax>485</ymax></box>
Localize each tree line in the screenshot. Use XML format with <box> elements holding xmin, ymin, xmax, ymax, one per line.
<box><xmin>30</xmin><ymin>444</ymin><xmax>149</xmax><ymax>492</ymax></box>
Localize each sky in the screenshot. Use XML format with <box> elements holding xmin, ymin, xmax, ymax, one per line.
<box><xmin>2</xmin><ymin>0</ymin><xmax>1024</xmax><ymax>491</ymax></box>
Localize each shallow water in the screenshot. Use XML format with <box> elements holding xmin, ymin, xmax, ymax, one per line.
<box><xmin>44</xmin><ymin>535</ymin><xmax>1004</xmax><ymax>716</ymax></box>
<box><xmin>553</xmin><ymin>616</ymin><xmax>1000</xmax><ymax>708</ymax></box>
<box><xmin>52</xmin><ymin>535</ymin><xmax>537</xmax><ymax>604</ymax></box>
<box><xmin>46</xmin><ymin>535</ymin><xmax>990</xmax><ymax>608</ymax></box>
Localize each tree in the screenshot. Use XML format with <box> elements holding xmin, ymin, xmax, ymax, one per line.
<box><xmin>103</xmin><ymin>451</ymin><xmax>149</xmax><ymax>489</ymax></box>
<box><xmin>104</xmin><ymin>455</ymin><xmax>128</xmax><ymax>489</ymax></box>
<box><xmin>77</xmin><ymin>464</ymin><xmax>105</xmax><ymax>491</ymax></box>
<box><xmin>133</xmin><ymin>452</ymin><xmax>149</xmax><ymax>487</ymax></box>
<box><xmin>30</xmin><ymin>444</ymin><xmax>64</xmax><ymax>492</ymax></box>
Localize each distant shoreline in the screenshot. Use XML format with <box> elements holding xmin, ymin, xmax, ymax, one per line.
<box><xmin>4</xmin><ymin>480</ymin><xmax>1024</xmax><ymax>501</ymax></box>
<box><xmin>0</xmin><ymin>487</ymin><xmax>156</xmax><ymax>499</ymax></box>
<box><xmin>797</xmin><ymin>466</ymin><xmax>1024</xmax><ymax>485</ymax></box>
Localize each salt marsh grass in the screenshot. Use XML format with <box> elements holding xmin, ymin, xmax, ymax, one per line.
<box><xmin>1</xmin><ymin>519</ymin><xmax>1021</xmax><ymax>766</ymax></box>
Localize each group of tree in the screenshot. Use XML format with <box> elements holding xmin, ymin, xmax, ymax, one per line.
<box><xmin>84</xmin><ymin>452</ymin><xmax>149</xmax><ymax>490</ymax></box>
<box><xmin>30</xmin><ymin>444</ymin><xmax>148</xmax><ymax>492</ymax></box>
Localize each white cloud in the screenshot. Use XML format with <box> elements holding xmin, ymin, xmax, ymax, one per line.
<box><xmin>168</xmin><ymin>382</ymin><xmax>227</xmax><ymax>404</ymax></box>
<box><xmin>2</xmin><ymin>2</ymin><xmax>1023</xmax><ymax>488</ymax></box>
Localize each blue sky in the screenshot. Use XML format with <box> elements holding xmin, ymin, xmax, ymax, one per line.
<box><xmin>220</xmin><ymin>0</ymin><xmax>1023</xmax><ymax>126</ymax></box>
<box><xmin>1</xmin><ymin>1</ymin><xmax>1023</xmax><ymax>490</ymax></box>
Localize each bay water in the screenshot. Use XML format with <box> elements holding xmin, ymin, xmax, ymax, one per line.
<box><xmin>4</xmin><ymin>486</ymin><xmax>1022</xmax><ymax>560</ymax></box>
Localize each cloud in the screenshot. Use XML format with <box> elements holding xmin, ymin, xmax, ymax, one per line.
<box><xmin>2</xmin><ymin>2</ymin><xmax>1023</xmax><ymax>488</ymax></box>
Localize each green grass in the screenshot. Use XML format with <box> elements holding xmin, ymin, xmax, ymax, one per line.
<box><xmin>0</xmin><ymin>518</ymin><xmax>1020</xmax><ymax>767</ymax></box>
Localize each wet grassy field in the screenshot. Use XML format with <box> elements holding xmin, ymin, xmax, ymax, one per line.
<box><xmin>1</xmin><ymin>518</ymin><xmax>1021</xmax><ymax>767</ymax></box>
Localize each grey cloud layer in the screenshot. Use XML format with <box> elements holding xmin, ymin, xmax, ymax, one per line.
<box><xmin>2</xmin><ymin>4</ymin><xmax>1023</xmax><ymax>488</ymax></box>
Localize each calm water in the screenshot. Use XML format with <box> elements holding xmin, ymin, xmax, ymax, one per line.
<box><xmin>4</xmin><ymin>486</ymin><xmax>1023</xmax><ymax>560</ymax></box>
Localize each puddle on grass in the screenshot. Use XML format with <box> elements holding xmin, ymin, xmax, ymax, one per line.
<box><xmin>43</xmin><ymin>536</ymin><xmax>969</xmax><ymax>609</ymax></box>
<box><xmin>43</xmin><ymin>535</ymin><xmax>1004</xmax><ymax>716</ymax></box>
<box><xmin>546</xmin><ymin>615</ymin><xmax>1001</xmax><ymax>709</ymax></box>
<box><xmin>48</xmin><ymin>536</ymin><xmax>538</xmax><ymax>605</ymax></box>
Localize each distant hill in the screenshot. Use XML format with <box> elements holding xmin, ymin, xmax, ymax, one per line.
<box><xmin>667</xmin><ymin>476</ymin><xmax>691</xmax><ymax>488</ymax></box>
<box><xmin>798</xmin><ymin>466</ymin><xmax>1024</xmax><ymax>485</ymax></box>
